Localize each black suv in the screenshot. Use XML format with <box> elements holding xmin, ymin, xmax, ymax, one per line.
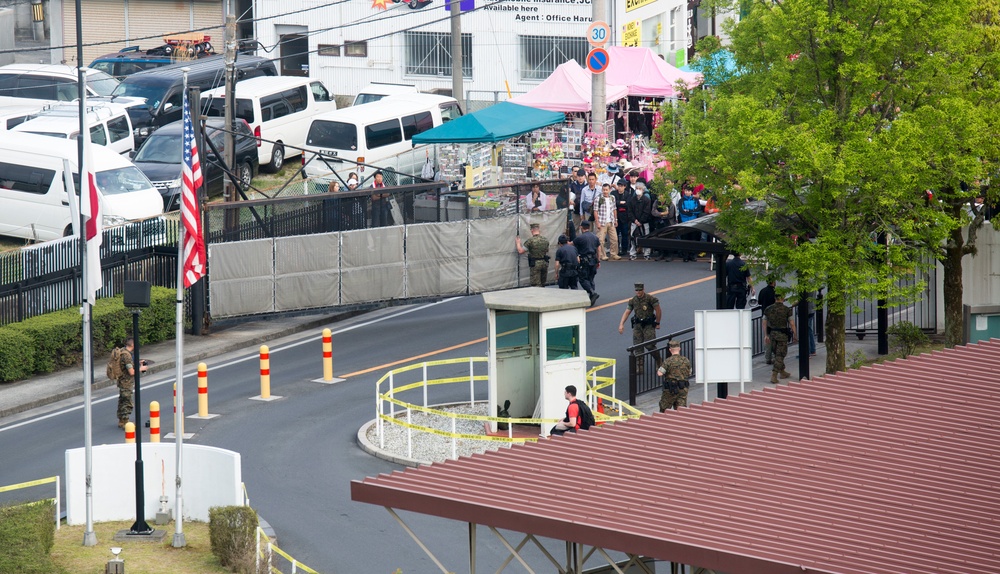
<box><xmin>132</xmin><ymin>118</ymin><xmax>258</xmax><ymax>211</ymax></box>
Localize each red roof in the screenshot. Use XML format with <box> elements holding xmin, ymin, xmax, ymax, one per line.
<box><xmin>351</xmin><ymin>340</ymin><xmax>1000</xmax><ymax>574</ymax></box>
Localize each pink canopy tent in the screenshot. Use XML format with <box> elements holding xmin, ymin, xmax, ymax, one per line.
<box><xmin>605</xmin><ymin>46</ymin><xmax>702</xmax><ymax>97</ymax></box>
<box><xmin>511</xmin><ymin>60</ymin><xmax>629</xmax><ymax>112</ymax></box>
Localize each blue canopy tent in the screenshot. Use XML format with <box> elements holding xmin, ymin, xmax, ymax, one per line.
<box><xmin>680</xmin><ymin>49</ymin><xmax>740</xmax><ymax>86</ymax></box>
<box><xmin>412</xmin><ymin>101</ymin><xmax>564</xmax><ymax>144</ymax></box>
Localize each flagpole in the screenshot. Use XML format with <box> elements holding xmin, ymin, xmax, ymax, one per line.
<box><xmin>172</xmin><ymin>68</ymin><xmax>190</xmax><ymax>549</ymax></box>
<box><xmin>76</xmin><ymin>0</ymin><xmax>97</xmax><ymax>548</ymax></box>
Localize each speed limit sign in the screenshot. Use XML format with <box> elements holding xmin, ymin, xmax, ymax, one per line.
<box><xmin>587</xmin><ymin>21</ymin><xmax>610</xmax><ymax>48</ymax></box>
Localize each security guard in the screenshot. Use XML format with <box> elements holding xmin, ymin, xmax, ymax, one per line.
<box><xmin>618</xmin><ymin>282</ymin><xmax>662</xmax><ymax>375</ymax></box>
<box><xmin>658</xmin><ymin>340</ymin><xmax>691</xmax><ymax>411</ymax></box>
<box><xmin>515</xmin><ymin>223</ymin><xmax>550</xmax><ymax>287</ymax></box>
<box><xmin>763</xmin><ymin>292</ymin><xmax>797</xmax><ymax>383</ymax></box>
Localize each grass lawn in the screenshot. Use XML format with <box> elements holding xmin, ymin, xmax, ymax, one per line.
<box><xmin>51</xmin><ymin>520</ymin><xmax>230</xmax><ymax>574</ymax></box>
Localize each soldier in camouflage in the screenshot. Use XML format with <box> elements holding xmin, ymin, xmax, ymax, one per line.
<box><xmin>618</xmin><ymin>283</ymin><xmax>662</xmax><ymax>375</ymax></box>
<box><xmin>516</xmin><ymin>223</ymin><xmax>550</xmax><ymax>287</ymax></box>
<box><xmin>116</xmin><ymin>337</ymin><xmax>146</xmax><ymax>429</ymax></box>
<box><xmin>658</xmin><ymin>340</ymin><xmax>691</xmax><ymax>411</ymax></box>
<box><xmin>763</xmin><ymin>292</ymin><xmax>797</xmax><ymax>384</ymax></box>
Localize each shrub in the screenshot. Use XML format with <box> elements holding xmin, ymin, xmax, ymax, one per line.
<box><xmin>0</xmin><ymin>329</ymin><xmax>35</xmax><ymax>382</ymax></box>
<box><xmin>887</xmin><ymin>321</ymin><xmax>930</xmax><ymax>358</ymax></box>
<box><xmin>0</xmin><ymin>500</ymin><xmax>61</xmax><ymax>574</ymax></box>
<box><xmin>209</xmin><ymin>505</ymin><xmax>258</xmax><ymax>574</ymax></box>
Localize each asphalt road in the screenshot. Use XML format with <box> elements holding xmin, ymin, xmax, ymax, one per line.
<box><xmin>0</xmin><ymin>259</ymin><xmax>717</xmax><ymax>573</ymax></box>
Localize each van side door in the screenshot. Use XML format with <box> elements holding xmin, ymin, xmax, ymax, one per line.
<box><xmin>106</xmin><ymin>114</ymin><xmax>135</xmax><ymax>155</ymax></box>
<box><xmin>0</xmin><ymin>160</ymin><xmax>63</xmax><ymax>240</ymax></box>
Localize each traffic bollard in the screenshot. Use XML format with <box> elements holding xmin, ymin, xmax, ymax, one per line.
<box><xmin>260</xmin><ymin>345</ymin><xmax>271</xmax><ymax>399</ymax></box>
<box><xmin>322</xmin><ymin>329</ymin><xmax>333</xmax><ymax>381</ymax></box>
<box><xmin>149</xmin><ymin>401</ymin><xmax>160</xmax><ymax>443</ymax></box>
<box><xmin>198</xmin><ymin>362</ymin><xmax>209</xmax><ymax>417</ymax></box>
<box><xmin>125</xmin><ymin>421</ymin><xmax>135</xmax><ymax>443</ymax></box>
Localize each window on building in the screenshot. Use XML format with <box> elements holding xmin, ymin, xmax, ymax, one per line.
<box><xmin>670</xmin><ymin>7</ymin><xmax>681</xmax><ymax>51</ymax></box>
<box><xmin>345</xmin><ymin>41</ymin><xmax>368</xmax><ymax>58</ymax></box>
<box><xmin>318</xmin><ymin>44</ymin><xmax>341</xmax><ymax>57</ymax></box>
<box><xmin>404</xmin><ymin>31</ymin><xmax>472</xmax><ymax>77</ymax></box>
<box><xmin>519</xmin><ymin>36</ymin><xmax>589</xmax><ymax>81</ymax></box>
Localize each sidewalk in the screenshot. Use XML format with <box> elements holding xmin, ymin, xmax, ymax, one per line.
<box><xmin>0</xmin><ymin>310</ymin><xmax>362</xmax><ymax>420</ymax></box>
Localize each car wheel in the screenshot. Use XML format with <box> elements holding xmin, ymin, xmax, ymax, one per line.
<box><xmin>408</xmin><ymin>0</ymin><xmax>419</xmax><ymax>7</ymax></box>
<box><xmin>239</xmin><ymin>161</ymin><xmax>253</xmax><ymax>190</ymax></box>
<box><xmin>267</xmin><ymin>143</ymin><xmax>284</xmax><ymax>173</ymax></box>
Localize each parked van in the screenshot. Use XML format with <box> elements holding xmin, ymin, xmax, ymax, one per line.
<box><xmin>203</xmin><ymin>76</ymin><xmax>337</xmax><ymax>172</ymax></box>
<box><xmin>304</xmin><ymin>94</ymin><xmax>462</xmax><ymax>184</ymax></box>
<box><xmin>0</xmin><ymin>104</ymin><xmax>45</xmax><ymax>132</ymax></box>
<box><xmin>110</xmin><ymin>55</ymin><xmax>277</xmax><ymax>145</ymax></box>
<box><xmin>0</xmin><ymin>132</ymin><xmax>163</xmax><ymax>242</ymax></box>
<box><xmin>352</xmin><ymin>82</ymin><xmax>419</xmax><ymax>107</ymax></box>
<box><xmin>12</xmin><ymin>102</ymin><xmax>135</xmax><ymax>155</ymax></box>
<box><xmin>0</xmin><ymin>64</ymin><xmax>119</xmax><ymax>101</ymax></box>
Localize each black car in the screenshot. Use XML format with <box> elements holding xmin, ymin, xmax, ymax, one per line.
<box><xmin>132</xmin><ymin>118</ymin><xmax>258</xmax><ymax>211</ymax></box>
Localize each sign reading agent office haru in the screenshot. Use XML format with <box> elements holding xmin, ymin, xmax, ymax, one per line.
<box><xmin>482</xmin><ymin>0</ymin><xmax>591</xmax><ymax>23</ymax></box>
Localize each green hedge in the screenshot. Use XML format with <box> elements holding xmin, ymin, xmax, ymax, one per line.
<box><xmin>0</xmin><ymin>286</ymin><xmax>176</xmax><ymax>383</ymax></box>
<box><xmin>209</xmin><ymin>505</ymin><xmax>259</xmax><ymax>574</ymax></box>
<box><xmin>0</xmin><ymin>500</ymin><xmax>62</xmax><ymax>574</ymax></box>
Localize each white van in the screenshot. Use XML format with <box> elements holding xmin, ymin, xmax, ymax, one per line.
<box><xmin>12</xmin><ymin>102</ymin><xmax>135</xmax><ymax>155</ymax></box>
<box><xmin>0</xmin><ymin>132</ymin><xmax>163</xmax><ymax>241</ymax></box>
<box><xmin>0</xmin><ymin>64</ymin><xmax>119</xmax><ymax>101</ymax></box>
<box><xmin>352</xmin><ymin>82</ymin><xmax>419</xmax><ymax>107</ymax></box>
<box><xmin>203</xmin><ymin>76</ymin><xmax>337</xmax><ymax>172</ymax></box>
<box><xmin>304</xmin><ymin>94</ymin><xmax>462</xmax><ymax>184</ymax></box>
<box><xmin>0</xmin><ymin>104</ymin><xmax>45</xmax><ymax>132</ymax></box>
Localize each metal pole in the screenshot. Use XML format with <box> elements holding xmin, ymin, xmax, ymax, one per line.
<box><xmin>877</xmin><ymin>233</ymin><xmax>889</xmax><ymax>355</ymax></box>
<box><xmin>797</xmin><ymin>295</ymin><xmax>810</xmax><ymax>380</ymax></box>
<box><xmin>591</xmin><ymin>0</ymin><xmax>607</xmax><ymax>133</ymax></box>
<box><xmin>223</xmin><ymin>0</ymin><xmax>239</xmax><ymax>234</ymax></box>
<box><xmin>130</xmin><ymin>310</ymin><xmax>152</xmax><ymax>534</ymax></box>
<box><xmin>171</xmin><ymin>70</ymin><xmax>190</xmax><ymax>549</ymax></box>
<box><xmin>450</xmin><ymin>0</ymin><xmax>464</xmax><ymax>113</ymax></box>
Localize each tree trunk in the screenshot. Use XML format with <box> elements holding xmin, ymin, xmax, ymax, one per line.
<box><xmin>825</xmin><ymin>307</ymin><xmax>846</xmax><ymax>374</ymax></box>
<box><xmin>942</xmin><ymin>227</ymin><xmax>966</xmax><ymax>348</ymax></box>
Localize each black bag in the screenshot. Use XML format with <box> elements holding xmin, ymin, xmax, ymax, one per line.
<box><xmin>573</xmin><ymin>399</ymin><xmax>595</xmax><ymax>430</ymax></box>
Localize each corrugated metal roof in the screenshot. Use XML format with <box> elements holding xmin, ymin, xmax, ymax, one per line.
<box><xmin>351</xmin><ymin>340</ymin><xmax>1000</xmax><ymax>574</ymax></box>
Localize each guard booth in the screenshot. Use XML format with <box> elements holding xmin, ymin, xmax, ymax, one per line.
<box><xmin>482</xmin><ymin>288</ymin><xmax>590</xmax><ymax>437</ymax></box>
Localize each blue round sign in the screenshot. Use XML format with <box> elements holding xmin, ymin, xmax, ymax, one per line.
<box><xmin>587</xmin><ymin>48</ymin><xmax>610</xmax><ymax>74</ymax></box>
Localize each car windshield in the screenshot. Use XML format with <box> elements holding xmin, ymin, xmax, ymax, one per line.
<box><xmin>134</xmin><ymin>133</ymin><xmax>181</xmax><ymax>164</ymax></box>
<box><xmin>307</xmin><ymin>120</ymin><xmax>358</xmax><ymax>151</ymax></box>
<box><xmin>354</xmin><ymin>94</ymin><xmax>384</xmax><ymax>105</ymax></box>
<box><xmin>111</xmin><ymin>82</ymin><xmax>167</xmax><ymax>110</ymax></box>
<box><xmin>95</xmin><ymin>166</ymin><xmax>154</xmax><ymax>195</ymax></box>
<box><xmin>86</xmin><ymin>71</ymin><xmax>119</xmax><ymax>96</ymax></box>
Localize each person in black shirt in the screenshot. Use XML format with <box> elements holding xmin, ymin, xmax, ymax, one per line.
<box><xmin>757</xmin><ymin>280</ymin><xmax>777</xmax><ymax>364</ymax></box>
<box><xmin>573</xmin><ymin>220</ymin><xmax>603</xmax><ymax>306</ymax></box>
<box><xmin>725</xmin><ymin>252</ymin><xmax>753</xmax><ymax>308</ymax></box>
<box><xmin>554</xmin><ymin>235</ymin><xmax>580</xmax><ymax>290</ymax></box>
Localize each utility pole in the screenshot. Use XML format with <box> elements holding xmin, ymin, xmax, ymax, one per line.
<box><xmin>450</xmin><ymin>0</ymin><xmax>464</xmax><ymax>113</ymax></box>
<box><xmin>591</xmin><ymin>0</ymin><xmax>607</xmax><ymax>134</ymax></box>
<box><xmin>223</xmin><ymin>0</ymin><xmax>238</xmax><ymax>232</ymax></box>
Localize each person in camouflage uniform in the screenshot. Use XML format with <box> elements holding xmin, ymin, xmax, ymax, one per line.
<box><xmin>618</xmin><ymin>283</ymin><xmax>662</xmax><ymax>375</ymax></box>
<box><xmin>658</xmin><ymin>340</ymin><xmax>691</xmax><ymax>411</ymax></box>
<box><xmin>763</xmin><ymin>292</ymin><xmax>797</xmax><ymax>384</ymax></box>
<box><xmin>515</xmin><ymin>223</ymin><xmax>550</xmax><ymax>287</ymax></box>
<box><xmin>116</xmin><ymin>337</ymin><xmax>146</xmax><ymax>429</ymax></box>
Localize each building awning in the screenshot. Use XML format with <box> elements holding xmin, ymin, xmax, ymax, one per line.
<box><xmin>352</xmin><ymin>339</ymin><xmax>1000</xmax><ymax>574</ymax></box>
<box><xmin>411</xmin><ymin>101</ymin><xmax>564</xmax><ymax>144</ymax></box>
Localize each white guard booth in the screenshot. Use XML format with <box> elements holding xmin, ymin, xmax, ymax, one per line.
<box><xmin>483</xmin><ymin>287</ymin><xmax>591</xmax><ymax>437</ymax></box>
<box><xmin>694</xmin><ymin>309</ymin><xmax>754</xmax><ymax>401</ymax></box>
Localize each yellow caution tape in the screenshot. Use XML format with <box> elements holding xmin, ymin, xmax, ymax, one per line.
<box><xmin>0</xmin><ymin>476</ymin><xmax>57</xmax><ymax>494</ymax></box>
<box><xmin>379</xmin><ymin>413</ymin><xmax>541</xmax><ymax>443</ymax></box>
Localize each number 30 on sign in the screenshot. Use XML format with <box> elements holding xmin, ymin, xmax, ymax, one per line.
<box><xmin>587</xmin><ymin>21</ymin><xmax>610</xmax><ymax>48</ymax></box>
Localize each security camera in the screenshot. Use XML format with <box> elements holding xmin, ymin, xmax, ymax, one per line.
<box><xmin>110</xmin><ymin>547</ymin><xmax>122</xmax><ymax>557</ymax></box>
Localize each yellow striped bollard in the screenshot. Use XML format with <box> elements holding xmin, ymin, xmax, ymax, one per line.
<box><xmin>149</xmin><ymin>401</ymin><xmax>160</xmax><ymax>443</ymax></box>
<box><xmin>322</xmin><ymin>329</ymin><xmax>333</xmax><ymax>381</ymax></box>
<box><xmin>124</xmin><ymin>421</ymin><xmax>135</xmax><ymax>443</ymax></box>
<box><xmin>198</xmin><ymin>362</ymin><xmax>209</xmax><ymax>417</ymax></box>
<box><xmin>260</xmin><ymin>345</ymin><xmax>271</xmax><ymax>399</ymax></box>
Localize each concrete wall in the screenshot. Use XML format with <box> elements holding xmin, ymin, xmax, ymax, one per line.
<box><xmin>0</xmin><ymin>9</ymin><xmax>14</xmax><ymax>67</ymax></box>
<box><xmin>935</xmin><ymin>221</ymin><xmax>1000</xmax><ymax>331</ymax></box>
<box><xmin>65</xmin><ymin>443</ymin><xmax>242</xmax><ymax>525</ymax></box>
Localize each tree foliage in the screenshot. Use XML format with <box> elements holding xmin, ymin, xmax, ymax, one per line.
<box><xmin>661</xmin><ymin>0</ymin><xmax>996</xmax><ymax>371</ymax></box>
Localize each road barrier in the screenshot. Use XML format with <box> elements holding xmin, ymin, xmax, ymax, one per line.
<box><xmin>150</xmin><ymin>401</ymin><xmax>160</xmax><ymax>443</ymax></box>
<box><xmin>375</xmin><ymin>357</ymin><xmax>642</xmax><ymax>460</ymax></box>
<box><xmin>321</xmin><ymin>329</ymin><xmax>333</xmax><ymax>381</ymax></box>
<box><xmin>198</xmin><ymin>363</ymin><xmax>209</xmax><ymax>417</ymax></box>
<box><xmin>259</xmin><ymin>345</ymin><xmax>271</xmax><ymax>399</ymax></box>
<box><xmin>0</xmin><ymin>476</ymin><xmax>60</xmax><ymax>530</ymax></box>
<box><xmin>125</xmin><ymin>422</ymin><xmax>135</xmax><ymax>443</ymax></box>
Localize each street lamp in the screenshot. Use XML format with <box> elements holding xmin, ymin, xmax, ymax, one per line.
<box><xmin>123</xmin><ymin>280</ymin><xmax>152</xmax><ymax>536</ymax></box>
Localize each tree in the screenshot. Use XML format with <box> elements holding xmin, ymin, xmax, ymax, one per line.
<box><xmin>660</xmin><ymin>0</ymin><xmax>989</xmax><ymax>372</ymax></box>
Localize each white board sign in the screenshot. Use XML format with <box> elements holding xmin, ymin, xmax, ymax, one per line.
<box><xmin>694</xmin><ymin>309</ymin><xmax>753</xmax><ymax>401</ymax></box>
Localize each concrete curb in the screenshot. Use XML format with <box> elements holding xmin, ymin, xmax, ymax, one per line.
<box><xmin>356</xmin><ymin>418</ymin><xmax>427</xmax><ymax>468</ymax></box>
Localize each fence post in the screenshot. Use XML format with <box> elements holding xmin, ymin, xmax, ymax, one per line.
<box><xmin>469</xmin><ymin>357</ymin><xmax>475</xmax><ymax>406</ymax></box>
<box><xmin>389</xmin><ymin>372</ymin><xmax>395</xmax><ymax>418</ymax></box>
<box><xmin>407</xmin><ymin>408</ymin><xmax>412</xmax><ymax>459</ymax></box>
<box><xmin>451</xmin><ymin>418</ymin><xmax>457</xmax><ymax>460</ymax></box>
<box><xmin>628</xmin><ymin>354</ymin><xmax>637</xmax><ymax>406</ymax></box>
<box><xmin>422</xmin><ymin>362</ymin><xmax>428</xmax><ymax>408</ymax></box>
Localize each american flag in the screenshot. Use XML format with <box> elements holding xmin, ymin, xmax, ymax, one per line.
<box><xmin>181</xmin><ymin>91</ymin><xmax>206</xmax><ymax>288</ymax></box>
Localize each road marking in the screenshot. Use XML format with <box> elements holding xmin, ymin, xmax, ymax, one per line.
<box><xmin>0</xmin><ymin>298</ymin><xmax>460</xmax><ymax>434</ymax></box>
<box><xmin>341</xmin><ymin>275</ymin><xmax>715</xmax><ymax>378</ymax></box>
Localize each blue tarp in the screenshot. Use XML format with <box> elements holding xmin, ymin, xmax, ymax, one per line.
<box><xmin>680</xmin><ymin>50</ymin><xmax>740</xmax><ymax>86</ymax></box>
<box><xmin>411</xmin><ymin>101</ymin><xmax>565</xmax><ymax>144</ymax></box>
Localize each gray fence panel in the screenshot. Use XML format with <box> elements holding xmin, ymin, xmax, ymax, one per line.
<box><xmin>341</xmin><ymin>227</ymin><xmax>405</xmax><ymax>304</ymax></box>
<box><xmin>208</xmin><ymin>239</ymin><xmax>275</xmax><ymax>318</ymax></box>
<box><xmin>274</xmin><ymin>233</ymin><xmax>341</xmax><ymax>312</ymax></box>
<box><xmin>404</xmin><ymin>221</ymin><xmax>469</xmax><ymax>298</ymax></box>
<box><xmin>469</xmin><ymin>217</ymin><xmax>519</xmax><ymax>293</ymax></box>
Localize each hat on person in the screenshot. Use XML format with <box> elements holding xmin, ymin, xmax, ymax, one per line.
<box><xmin>580</xmin><ymin>220</ymin><xmax>591</xmax><ymax>229</ymax></box>
<box><xmin>668</xmin><ymin>339</ymin><xmax>680</xmax><ymax>348</ymax></box>
<box><xmin>606</xmin><ymin>162</ymin><xmax>620</xmax><ymax>173</ymax></box>
<box><xmin>558</xmin><ymin>234</ymin><xmax>569</xmax><ymax>244</ymax></box>
<box><xmin>347</xmin><ymin>175</ymin><xmax>359</xmax><ymax>186</ymax></box>
<box><xmin>634</xmin><ymin>283</ymin><xmax>644</xmax><ymax>291</ymax></box>
<box><xmin>615</xmin><ymin>138</ymin><xmax>626</xmax><ymax>148</ymax></box>
<box><xmin>529</xmin><ymin>223</ymin><xmax>540</xmax><ymax>230</ymax></box>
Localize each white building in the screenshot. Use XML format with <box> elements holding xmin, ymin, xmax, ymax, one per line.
<box><xmin>252</xmin><ymin>0</ymin><xmax>688</xmax><ymax>107</ymax></box>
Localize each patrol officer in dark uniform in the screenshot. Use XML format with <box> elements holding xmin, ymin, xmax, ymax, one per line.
<box><xmin>515</xmin><ymin>223</ymin><xmax>550</xmax><ymax>287</ymax></box>
<box><xmin>573</xmin><ymin>220</ymin><xmax>603</xmax><ymax>306</ymax></box>
<box><xmin>618</xmin><ymin>283</ymin><xmax>662</xmax><ymax>375</ymax></box>
<box><xmin>763</xmin><ymin>292</ymin><xmax>797</xmax><ymax>384</ymax></box>
<box><xmin>554</xmin><ymin>235</ymin><xmax>580</xmax><ymax>290</ymax></box>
